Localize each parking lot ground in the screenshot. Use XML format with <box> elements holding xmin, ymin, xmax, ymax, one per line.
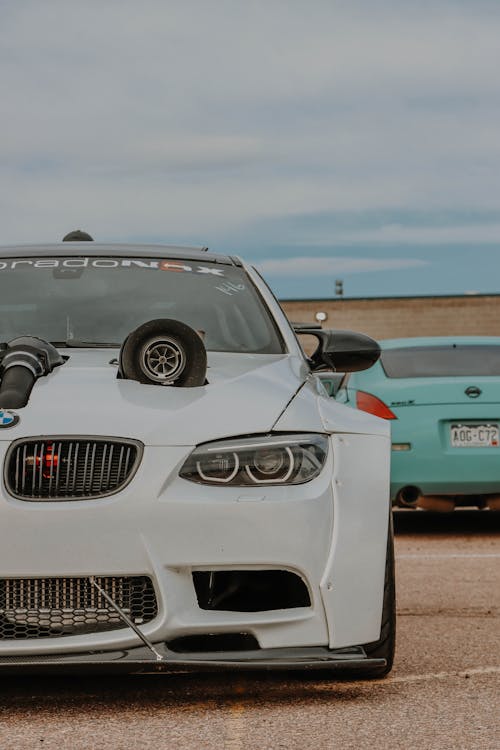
<box><xmin>0</xmin><ymin>511</ymin><xmax>498</xmax><ymax>750</ymax></box>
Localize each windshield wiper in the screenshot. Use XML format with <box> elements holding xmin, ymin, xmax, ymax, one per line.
<box><xmin>51</xmin><ymin>340</ymin><xmax>120</xmax><ymax>348</ymax></box>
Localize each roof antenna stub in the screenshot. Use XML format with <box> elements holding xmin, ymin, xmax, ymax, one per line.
<box><xmin>62</xmin><ymin>230</ymin><xmax>94</xmax><ymax>242</ymax></box>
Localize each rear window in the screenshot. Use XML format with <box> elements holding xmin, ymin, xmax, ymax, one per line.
<box><xmin>381</xmin><ymin>345</ymin><xmax>500</xmax><ymax>378</ymax></box>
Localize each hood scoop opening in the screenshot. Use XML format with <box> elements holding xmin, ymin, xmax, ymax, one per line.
<box><xmin>0</xmin><ymin>337</ymin><xmax>65</xmax><ymax>409</ymax></box>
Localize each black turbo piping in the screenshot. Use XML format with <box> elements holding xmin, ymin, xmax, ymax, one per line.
<box><xmin>0</xmin><ymin>337</ymin><xmax>64</xmax><ymax>408</ymax></box>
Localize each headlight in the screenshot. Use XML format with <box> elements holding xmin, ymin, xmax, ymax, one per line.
<box><xmin>179</xmin><ymin>433</ymin><xmax>328</xmax><ymax>486</ymax></box>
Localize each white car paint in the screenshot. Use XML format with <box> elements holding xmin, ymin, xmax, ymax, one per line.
<box><xmin>0</xmin><ymin>244</ymin><xmax>390</xmax><ymax>663</ymax></box>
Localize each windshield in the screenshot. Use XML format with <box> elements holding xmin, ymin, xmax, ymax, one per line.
<box><xmin>381</xmin><ymin>345</ymin><xmax>500</xmax><ymax>378</ymax></box>
<box><xmin>0</xmin><ymin>256</ymin><xmax>284</xmax><ymax>353</ymax></box>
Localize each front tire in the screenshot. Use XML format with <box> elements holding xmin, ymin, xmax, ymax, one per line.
<box><xmin>361</xmin><ymin>512</ymin><xmax>396</xmax><ymax>676</ymax></box>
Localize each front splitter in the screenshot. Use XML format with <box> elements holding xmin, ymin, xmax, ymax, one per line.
<box><xmin>0</xmin><ymin>644</ymin><xmax>386</xmax><ymax>675</ymax></box>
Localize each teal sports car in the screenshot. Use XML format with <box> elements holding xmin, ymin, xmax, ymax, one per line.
<box><xmin>335</xmin><ymin>336</ymin><xmax>500</xmax><ymax>511</ymax></box>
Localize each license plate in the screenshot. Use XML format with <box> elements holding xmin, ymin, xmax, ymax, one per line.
<box><xmin>450</xmin><ymin>423</ymin><xmax>499</xmax><ymax>448</ymax></box>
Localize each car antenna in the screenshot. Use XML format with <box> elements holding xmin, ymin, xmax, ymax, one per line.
<box><xmin>62</xmin><ymin>230</ymin><xmax>94</xmax><ymax>241</ymax></box>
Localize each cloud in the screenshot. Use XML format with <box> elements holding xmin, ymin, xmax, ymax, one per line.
<box><xmin>372</xmin><ymin>223</ymin><xmax>500</xmax><ymax>245</ymax></box>
<box><xmin>258</xmin><ymin>256</ymin><xmax>428</xmax><ymax>277</ymax></box>
<box><xmin>291</xmin><ymin>223</ymin><xmax>500</xmax><ymax>247</ymax></box>
<box><xmin>1</xmin><ymin>0</ymin><xmax>500</xmax><ymax>269</ymax></box>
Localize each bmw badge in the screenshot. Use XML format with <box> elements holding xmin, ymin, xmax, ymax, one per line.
<box><xmin>0</xmin><ymin>410</ymin><xmax>20</xmax><ymax>428</ymax></box>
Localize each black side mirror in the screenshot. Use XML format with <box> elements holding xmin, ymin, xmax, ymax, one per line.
<box><xmin>295</xmin><ymin>327</ymin><xmax>380</xmax><ymax>373</ymax></box>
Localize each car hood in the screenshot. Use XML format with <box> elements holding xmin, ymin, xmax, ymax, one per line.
<box><xmin>1</xmin><ymin>350</ymin><xmax>307</xmax><ymax>446</ymax></box>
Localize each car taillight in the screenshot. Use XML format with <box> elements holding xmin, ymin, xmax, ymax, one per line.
<box><xmin>356</xmin><ymin>391</ymin><xmax>397</xmax><ymax>420</ymax></box>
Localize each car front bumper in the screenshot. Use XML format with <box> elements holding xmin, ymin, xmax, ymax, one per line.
<box><xmin>0</xmin><ymin>435</ymin><xmax>390</xmax><ymax>663</ymax></box>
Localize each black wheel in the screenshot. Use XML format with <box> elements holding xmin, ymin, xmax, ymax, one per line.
<box><xmin>361</xmin><ymin>512</ymin><xmax>396</xmax><ymax>677</ymax></box>
<box><xmin>120</xmin><ymin>319</ymin><xmax>207</xmax><ymax>387</ymax></box>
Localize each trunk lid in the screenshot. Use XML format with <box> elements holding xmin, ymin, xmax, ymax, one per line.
<box><xmin>372</xmin><ymin>377</ymin><xmax>500</xmax><ymax>409</ymax></box>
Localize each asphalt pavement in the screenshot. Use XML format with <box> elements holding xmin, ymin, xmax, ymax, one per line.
<box><xmin>0</xmin><ymin>511</ymin><xmax>498</xmax><ymax>750</ymax></box>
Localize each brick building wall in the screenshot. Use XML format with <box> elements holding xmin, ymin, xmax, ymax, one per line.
<box><xmin>280</xmin><ymin>294</ymin><xmax>500</xmax><ymax>341</ymax></box>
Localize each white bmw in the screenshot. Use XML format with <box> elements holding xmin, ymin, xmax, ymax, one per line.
<box><xmin>0</xmin><ymin>240</ymin><xmax>394</xmax><ymax>676</ymax></box>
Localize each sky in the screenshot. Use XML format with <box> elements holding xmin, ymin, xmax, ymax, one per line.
<box><xmin>1</xmin><ymin>0</ymin><xmax>500</xmax><ymax>299</ymax></box>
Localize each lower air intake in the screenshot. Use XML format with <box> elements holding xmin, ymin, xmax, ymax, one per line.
<box><xmin>0</xmin><ymin>576</ymin><xmax>157</xmax><ymax>640</ymax></box>
<box><xmin>193</xmin><ymin>570</ymin><xmax>311</xmax><ymax>612</ymax></box>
